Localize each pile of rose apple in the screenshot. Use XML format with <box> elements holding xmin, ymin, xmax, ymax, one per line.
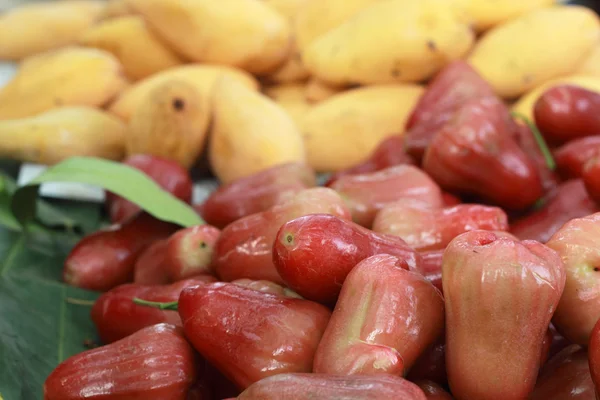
<box><xmin>44</xmin><ymin>61</ymin><xmax>600</xmax><ymax>400</ymax></box>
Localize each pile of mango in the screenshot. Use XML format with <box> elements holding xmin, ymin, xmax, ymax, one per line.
<box><xmin>0</xmin><ymin>0</ymin><xmax>599</xmax><ymax>183</ymax></box>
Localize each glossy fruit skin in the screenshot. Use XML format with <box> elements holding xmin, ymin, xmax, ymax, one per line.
<box><xmin>178</xmin><ymin>282</ymin><xmax>331</xmax><ymax>390</ymax></box>
<box><xmin>443</xmin><ymin>231</ymin><xmax>566</xmax><ymax>400</ymax></box>
<box><xmin>133</xmin><ymin>239</ymin><xmax>170</xmax><ymax>285</ymax></box>
<box><xmin>235</xmin><ymin>373</ymin><xmax>427</xmax><ymax>400</ymax></box>
<box><xmin>324</xmin><ymin>136</ymin><xmax>415</xmax><ymax>186</ymax></box>
<box><xmin>44</xmin><ymin>324</ymin><xmax>197</xmax><ymax>400</ymax></box>
<box><xmin>512</xmin><ymin>122</ymin><xmax>560</xmax><ymax>192</ymax></box>
<box><xmin>273</xmin><ymin>214</ymin><xmax>422</xmax><ymax>304</ymax></box>
<box><xmin>406</xmin><ymin>337</ymin><xmax>447</xmax><ymax>387</ymax></box>
<box><xmin>91</xmin><ymin>277</ymin><xmax>215</xmax><ymax>343</ymax></box>
<box><xmin>106</xmin><ymin>154</ymin><xmax>193</xmax><ymax>224</ymax></box>
<box><xmin>329</xmin><ymin>165</ymin><xmax>444</xmax><ymax>228</ymax></box>
<box><xmin>415</xmin><ymin>381</ymin><xmax>454</xmax><ymax>400</ymax></box>
<box><xmin>213</xmin><ymin>188</ymin><xmax>350</xmax><ymax>285</ymax></box>
<box><xmin>584</xmin><ymin>157</ymin><xmax>600</xmax><ymax>205</ymax></box>
<box><xmin>64</xmin><ymin>212</ymin><xmax>178</xmax><ymax>291</ymax></box>
<box><xmin>531</xmin><ymin>345</ymin><xmax>595</xmax><ymax>400</ymax></box>
<box><xmin>231</xmin><ymin>278</ymin><xmax>303</xmax><ymax>298</ymax></box>
<box><xmin>415</xmin><ymin>250</ymin><xmax>444</xmax><ymax>294</ymax></box>
<box><xmin>313</xmin><ymin>254</ymin><xmax>444</xmax><ymax>376</ymax></box>
<box><xmin>534</xmin><ymin>85</ymin><xmax>600</xmax><ymax>146</ymax></box>
<box><xmin>404</xmin><ymin>61</ymin><xmax>495</xmax><ymax>160</ymax></box>
<box><xmin>547</xmin><ymin>213</ymin><xmax>600</xmax><ymax>345</ymax></box>
<box><xmin>412</xmin><ymin>231</ymin><xmax>521</xmax><ymax>298</ymax></box>
<box><xmin>198</xmin><ymin>162</ymin><xmax>316</xmax><ymax>228</ymax></box>
<box><xmin>165</xmin><ymin>225</ymin><xmax>221</xmax><ymax>281</ymax></box>
<box><xmin>589</xmin><ymin>318</ymin><xmax>600</xmax><ymax>398</ymax></box>
<box><xmin>373</xmin><ymin>202</ymin><xmax>509</xmax><ymax>251</ymax></box>
<box><xmin>510</xmin><ymin>179</ymin><xmax>598</xmax><ymax>243</ymax></box>
<box><xmin>540</xmin><ymin>328</ymin><xmax>553</xmax><ymax>367</ymax></box>
<box><xmin>554</xmin><ymin>136</ymin><xmax>600</xmax><ymax>179</ymax></box>
<box><xmin>423</xmin><ymin>96</ymin><xmax>543</xmax><ymax>210</ymax></box>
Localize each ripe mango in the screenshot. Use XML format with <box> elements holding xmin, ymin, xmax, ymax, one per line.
<box><xmin>109</xmin><ymin>65</ymin><xmax>259</xmax><ymax>121</ymax></box>
<box><xmin>0</xmin><ymin>107</ymin><xmax>126</xmax><ymax>165</ymax></box>
<box><xmin>79</xmin><ymin>16</ymin><xmax>183</xmax><ymax>81</ymax></box>
<box><xmin>210</xmin><ymin>79</ymin><xmax>306</xmax><ymax>183</ymax></box>
<box><xmin>127</xmin><ymin>80</ymin><xmax>210</xmax><ymax>168</ymax></box>
<box><xmin>126</xmin><ymin>0</ymin><xmax>292</xmax><ymax>75</ymax></box>
<box><xmin>0</xmin><ymin>47</ymin><xmax>128</xmax><ymax>120</ymax></box>
<box><xmin>300</xmin><ymin>84</ymin><xmax>424</xmax><ymax>172</ymax></box>
<box><xmin>0</xmin><ymin>1</ymin><xmax>106</xmax><ymax>60</ymax></box>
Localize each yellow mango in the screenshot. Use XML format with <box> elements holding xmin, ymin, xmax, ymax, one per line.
<box><xmin>267</xmin><ymin>48</ymin><xmax>311</xmax><ymax>83</ymax></box>
<box><xmin>127</xmin><ymin>80</ymin><xmax>210</xmax><ymax>168</ymax></box>
<box><xmin>210</xmin><ymin>79</ymin><xmax>306</xmax><ymax>183</ymax></box>
<box><xmin>304</xmin><ymin>78</ymin><xmax>346</xmax><ymax>103</ymax></box>
<box><xmin>468</xmin><ymin>5</ymin><xmax>600</xmax><ymax>99</ymax></box>
<box><xmin>295</xmin><ymin>0</ymin><xmax>382</xmax><ymax>51</ymax></box>
<box><xmin>102</xmin><ymin>0</ymin><xmax>136</xmax><ymax>18</ymax></box>
<box><xmin>0</xmin><ymin>1</ymin><xmax>106</xmax><ymax>60</ymax></box>
<box><xmin>264</xmin><ymin>83</ymin><xmax>312</xmax><ymax>126</ymax></box>
<box><xmin>126</xmin><ymin>0</ymin><xmax>291</xmax><ymax>75</ymax></box>
<box><xmin>263</xmin><ymin>0</ymin><xmax>310</xmax><ymax>20</ymax></box>
<box><xmin>109</xmin><ymin>65</ymin><xmax>259</xmax><ymax>121</ymax></box>
<box><xmin>300</xmin><ymin>84</ymin><xmax>424</xmax><ymax>172</ymax></box>
<box><xmin>458</xmin><ymin>0</ymin><xmax>558</xmax><ymax>32</ymax></box>
<box><xmin>0</xmin><ymin>107</ymin><xmax>126</xmax><ymax>165</ymax></box>
<box><xmin>512</xmin><ymin>75</ymin><xmax>600</xmax><ymax>121</ymax></box>
<box><xmin>0</xmin><ymin>47</ymin><xmax>128</xmax><ymax>120</ymax></box>
<box><xmin>575</xmin><ymin>40</ymin><xmax>600</xmax><ymax>78</ymax></box>
<box><xmin>303</xmin><ymin>0</ymin><xmax>475</xmax><ymax>85</ymax></box>
<box><xmin>79</xmin><ymin>16</ymin><xmax>183</xmax><ymax>81</ymax></box>
<box><xmin>264</xmin><ymin>0</ymin><xmax>311</xmax><ymax>83</ymax></box>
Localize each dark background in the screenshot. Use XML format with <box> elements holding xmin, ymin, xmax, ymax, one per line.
<box><xmin>573</xmin><ymin>0</ymin><xmax>600</xmax><ymax>11</ymax></box>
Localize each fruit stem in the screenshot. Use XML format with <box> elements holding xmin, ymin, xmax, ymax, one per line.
<box><xmin>511</xmin><ymin>111</ymin><xmax>556</xmax><ymax>171</ymax></box>
<box><xmin>532</xmin><ymin>197</ymin><xmax>547</xmax><ymax>211</ymax></box>
<box><xmin>133</xmin><ymin>298</ymin><xmax>179</xmax><ymax>310</ymax></box>
<box><xmin>65</xmin><ymin>297</ymin><xmax>95</xmax><ymax>306</ymax></box>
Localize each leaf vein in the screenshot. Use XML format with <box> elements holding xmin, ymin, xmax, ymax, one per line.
<box><xmin>0</xmin><ymin>235</ymin><xmax>25</xmax><ymax>277</ymax></box>
<box><xmin>57</xmin><ymin>285</ymin><xmax>67</xmax><ymax>363</ymax></box>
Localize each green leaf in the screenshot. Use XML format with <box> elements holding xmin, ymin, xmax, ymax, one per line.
<box><xmin>36</xmin><ymin>200</ymin><xmax>103</xmax><ymax>235</ymax></box>
<box><xmin>0</xmin><ymin>171</ymin><xmax>103</xmax><ymax>234</ymax></box>
<box><xmin>0</xmin><ymin>174</ymin><xmax>53</xmax><ymax>234</ymax></box>
<box><xmin>11</xmin><ymin>157</ymin><xmax>203</xmax><ymax>229</ymax></box>
<box><xmin>0</xmin><ymin>228</ymin><xmax>100</xmax><ymax>400</ymax></box>
<box><xmin>0</xmin><ymin>157</ymin><xmax>203</xmax><ymax>398</ymax></box>
<box><xmin>0</xmin><ymin>175</ymin><xmax>22</xmax><ymax>231</ymax></box>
